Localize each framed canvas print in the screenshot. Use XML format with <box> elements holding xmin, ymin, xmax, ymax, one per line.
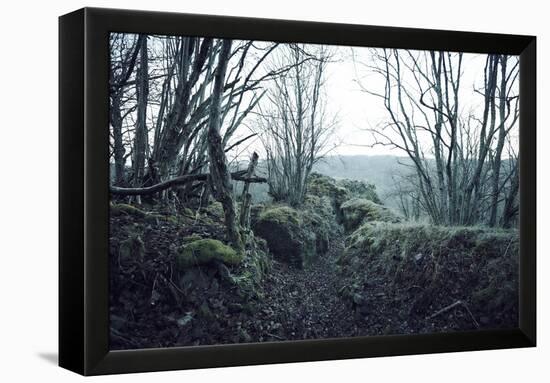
<box><xmin>59</xmin><ymin>7</ymin><xmax>536</xmax><ymax>376</ymax></box>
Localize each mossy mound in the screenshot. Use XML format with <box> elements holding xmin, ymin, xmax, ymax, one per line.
<box><xmin>109</xmin><ymin>200</ymin><xmax>274</xmax><ymax>349</ymax></box>
<box><xmin>204</xmin><ymin>201</ymin><xmax>224</xmax><ymax>218</ymax></box>
<box><xmin>336</xmin><ymin>178</ymin><xmax>381</xmax><ymax>204</ymax></box>
<box><xmin>118</xmin><ymin>235</ymin><xmax>145</xmax><ymax>263</ymax></box>
<box><xmin>303</xmin><ymin>194</ymin><xmax>333</xmax><ymax>219</ymax></box>
<box><xmin>303</xmin><ymin>194</ymin><xmax>339</xmax><ymax>254</ymax></box>
<box><xmin>306</xmin><ymin>173</ymin><xmax>382</xmax><ymax>222</ymax></box>
<box><xmin>253</xmin><ymin>206</ymin><xmax>315</xmax><ymax>268</ymax></box>
<box><xmin>229</xmin><ymin>235</ymin><xmax>271</xmax><ymax>298</ymax></box>
<box><xmin>340</xmin><ymin>198</ymin><xmax>400</xmax><ymax>232</ymax></box>
<box><xmin>111</xmin><ymin>203</ymin><xmax>148</xmax><ymax>218</ymax></box>
<box><xmin>338</xmin><ymin>222</ymin><xmax>519</xmax><ymax>332</ymax></box>
<box><xmin>307</xmin><ymin>172</ymin><xmax>346</xmax><ymax>198</ymax></box>
<box><xmin>144</xmin><ymin>213</ymin><xmax>179</xmax><ymax>225</ymax></box>
<box><xmin>307</xmin><ymin>173</ymin><xmax>351</xmax><ymax>215</ymax></box>
<box><xmin>111</xmin><ymin>203</ymin><xmax>182</xmax><ymax>225</ymax></box>
<box><xmin>176</xmin><ymin>239</ymin><xmax>243</xmax><ymax>269</ymax></box>
<box><xmin>181</xmin><ymin>207</ymin><xmax>195</xmax><ymax>218</ymax></box>
<box><xmin>258</xmin><ymin>206</ymin><xmax>301</xmax><ymax>225</ymax></box>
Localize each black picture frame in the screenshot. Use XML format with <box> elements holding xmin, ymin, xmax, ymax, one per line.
<box><xmin>59</xmin><ymin>7</ymin><xmax>536</xmax><ymax>376</ymax></box>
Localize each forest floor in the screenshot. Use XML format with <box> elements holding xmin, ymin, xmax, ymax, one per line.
<box><xmin>110</xmin><ymin>210</ymin><xmax>374</xmax><ymax>349</ymax></box>
<box><xmin>109</xmin><ymin>202</ymin><xmax>518</xmax><ymax>350</ymax></box>
<box><xmin>249</xmin><ymin>232</ymin><xmax>361</xmax><ymax>341</ymax></box>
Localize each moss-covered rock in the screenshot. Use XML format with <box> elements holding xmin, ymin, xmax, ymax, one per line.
<box><xmin>251</xmin><ymin>195</ymin><xmax>337</xmax><ymax>268</ymax></box>
<box><xmin>340</xmin><ymin>198</ymin><xmax>400</xmax><ymax>232</ymax></box>
<box><xmin>336</xmin><ymin>178</ymin><xmax>381</xmax><ymax>204</ymax></box>
<box><xmin>253</xmin><ymin>206</ymin><xmax>315</xmax><ymax>268</ymax></box>
<box><xmin>259</xmin><ymin>206</ymin><xmax>301</xmax><ymax>225</ymax></box>
<box><xmin>302</xmin><ymin>195</ymin><xmax>336</xmax><ymax>254</ymax></box>
<box><xmin>176</xmin><ymin>239</ymin><xmax>243</xmax><ymax>269</ymax></box>
<box><xmin>307</xmin><ymin>172</ymin><xmax>343</xmax><ymax>198</ymax></box>
<box><xmin>307</xmin><ymin>173</ymin><xmax>351</xmax><ymax>215</ymax></box>
<box><xmin>306</xmin><ymin>173</ymin><xmax>382</xmax><ymax>220</ymax></box>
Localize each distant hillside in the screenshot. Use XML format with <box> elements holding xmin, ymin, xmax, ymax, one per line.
<box><xmin>313</xmin><ymin>155</ymin><xmax>414</xmax><ymax>199</ymax></box>
<box><xmin>236</xmin><ymin>155</ymin><xmax>414</xmax><ymax>207</ymax></box>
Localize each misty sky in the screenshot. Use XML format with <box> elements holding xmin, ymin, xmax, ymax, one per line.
<box><xmin>228</xmin><ymin>43</ymin><xmax>519</xmax><ymax>161</ymax></box>
<box><xmin>110</xmin><ymin>35</ymin><xmax>519</xmax><ymax>164</ymax></box>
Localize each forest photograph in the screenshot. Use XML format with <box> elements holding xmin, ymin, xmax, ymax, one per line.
<box><xmin>108</xmin><ymin>32</ymin><xmax>520</xmax><ymax>350</ymax></box>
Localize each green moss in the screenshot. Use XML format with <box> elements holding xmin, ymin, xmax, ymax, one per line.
<box><xmin>253</xmin><ymin>205</ymin><xmax>312</xmax><ymax>268</ymax></box>
<box><xmin>204</xmin><ymin>202</ymin><xmax>224</xmax><ymax>218</ymax></box>
<box><xmin>258</xmin><ymin>206</ymin><xmax>302</xmax><ymax>226</ymax></box>
<box><xmin>111</xmin><ymin>203</ymin><xmax>182</xmax><ymax>226</ymax></box>
<box><xmin>176</xmin><ymin>239</ymin><xmax>243</xmax><ymax>269</ymax></box>
<box><xmin>164</xmin><ymin>215</ymin><xmax>179</xmax><ymax>225</ymax></box>
<box><xmin>306</xmin><ymin>173</ymin><xmax>382</xmax><ymax>215</ymax></box>
<box><xmin>111</xmin><ymin>203</ymin><xmax>147</xmax><ymax>218</ymax></box>
<box><xmin>340</xmin><ymin>198</ymin><xmax>400</xmax><ymax>232</ymax></box>
<box><xmin>304</xmin><ymin>194</ymin><xmax>333</xmax><ymax>218</ymax></box>
<box><xmin>143</xmin><ymin>214</ymin><xmax>162</xmax><ymax>224</ymax></box>
<box><xmin>143</xmin><ymin>213</ymin><xmax>179</xmax><ymax>225</ymax></box>
<box><xmin>118</xmin><ymin>235</ymin><xmax>145</xmax><ymax>262</ymax></box>
<box><xmin>344</xmin><ymin>222</ymin><xmax>504</xmax><ymax>259</ymax></box>
<box><xmin>181</xmin><ymin>234</ymin><xmax>202</xmax><ymax>243</ymax></box>
<box><xmin>181</xmin><ymin>207</ymin><xmax>195</xmax><ymax>218</ymax></box>
<box><xmin>307</xmin><ymin>172</ymin><xmax>341</xmax><ymax>198</ymax></box>
<box><xmin>338</xmin><ymin>221</ymin><xmax>519</xmax><ymax>328</ymax></box>
<box><xmin>333</xmin><ymin>186</ymin><xmax>351</xmax><ymax>205</ymax></box>
<box><xmin>336</xmin><ymin>179</ymin><xmax>381</xmax><ymax>204</ymax></box>
<box><xmin>306</xmin><ymin>173</ymin><xmax>352</xmax><ymax>215</ymax></box>
<box><xmin>228</xmin><ymin>234</ymin><xmax>272</xmax><ymax>299</ymax></box>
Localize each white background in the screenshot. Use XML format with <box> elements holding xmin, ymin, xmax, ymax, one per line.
<box><xmin>0</xmin><ymin>0</ymin><xmax>546</xmax><ymax>381</ymax></box>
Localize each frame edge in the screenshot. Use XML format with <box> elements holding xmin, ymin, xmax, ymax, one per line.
<box><xmin>519</xmin><ymin>36</ymin><xmax>537</xmax><ymax>345</ymax></box>
<box><xmin>68</xmin><ymin>7</ymin><xmax>537</xmax><ymax>375</ymax></box>
<box><xmin>59</xmin><ymin>8</ymin><xmax>86</xmax><ymax>376</ymax></box>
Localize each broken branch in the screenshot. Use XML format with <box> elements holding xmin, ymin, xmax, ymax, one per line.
<box><xmin>110</xmin><ymin>171</ymin><xmax>267</xmax><ymax>196</ymax></box>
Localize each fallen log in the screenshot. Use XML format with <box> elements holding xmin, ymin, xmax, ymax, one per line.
<box><xmin>110</xmin><ymin>171</ymin><xmax>266</xmax><ymax>196</ymax></box>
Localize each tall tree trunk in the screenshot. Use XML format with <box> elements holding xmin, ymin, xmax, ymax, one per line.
<box><xmin>207</xmin><ymin>39</ymin><xmax>244</xmax><ymax>252</ymax></box>
<box><xmin>110</xmin><ymin>93</ymin><xmax>125</xmax><ymax>186</ymax></box>
<box><xmin>463</xmin><ymin>54</ymin><xmax>499</xmax><ymax>224</ymax></box>
<box><xmin>500</xmin><ymin>161</ymin><xmax>519</xmax><ymax>228</ymax></box>
<box><xmin>489</xmin><ymin>55</ymin><xmax>508</xmax><ymax>227</ymax></box>
<box><xmin>133</xmin><ymin>35</ymin><xmax>149</xmax><ymax>190</ymax></box>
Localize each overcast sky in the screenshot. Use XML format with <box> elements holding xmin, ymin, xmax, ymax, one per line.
<box><xmin>229</xmin><ymin>43</ymin><xmax>519</xmax><ymax>161</ymax></box>
<box><xmin>110</xmin><ymin>34</ymin><xmax>519</xmax><ymax>163</ymax></box>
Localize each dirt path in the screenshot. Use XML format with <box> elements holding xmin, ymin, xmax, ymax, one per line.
<box><xmin>249</xmin><ymin>232</ymin><xmax>362</xmax><ymax>342</ymax></box>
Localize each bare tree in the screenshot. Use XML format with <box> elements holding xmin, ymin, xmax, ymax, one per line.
<box><xmin>132</xmin><ymin>35</ymin><xmax>149</xmax><ymax>194</ymax></box>
<box><xmin>109</xmin><ymin>34</ymin><xmax>141</xmax><ymax>186</ymax></box>
<box><xmin>206</xmin><ymin>39</ymin><xmax>244</xmax><ymax>251</ymax></box>
<box><xmin>357</xmin><ymin>49</ymin><xmax>519</xmax><ymax>226</ymax></box>
<box><xmin>387</xmin><ymin>173</ymin><xmax>422</xmax><ymax>221</ymax></box>
<box><xmin>256</xmin><ymin>45</ymin><xmax>337</xmax><ymax>206</ymax></box>
<box><xmin>108</xmin><ymin>34</ymin><xmax>284</xmax><ymax>205</ymax></box>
